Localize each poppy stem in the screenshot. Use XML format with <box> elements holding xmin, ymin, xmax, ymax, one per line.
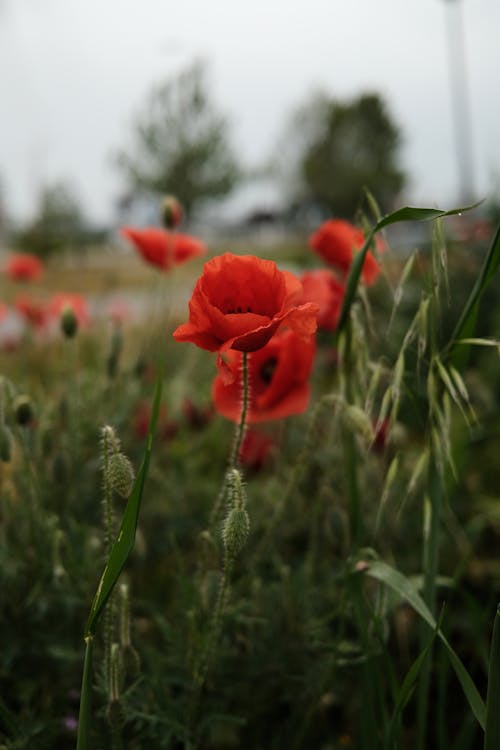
<box><xmin>230</xmin><ymin>351</ymin><xmax>249</xmax><ymax>468</ymax></box>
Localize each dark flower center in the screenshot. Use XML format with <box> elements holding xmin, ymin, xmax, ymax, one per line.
<box><xmin>260</xmin><ymin>357</ymin><xmax>278</xmax><ymax>384</ymax></box>
<box><xmin>224</xmin><ymin>305</ymin><xmax>253</xmax><ymax>314</ymax></box>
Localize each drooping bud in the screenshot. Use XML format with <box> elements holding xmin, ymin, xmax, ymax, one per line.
<box><xmin>14</xmin><ymin>395</ymin><xmax>34</xmax><ymax>426</ymax></box>
<box><xmin>108</xmin><ymin>452</ymin><xmax>135</xmax><ymax>498</ymax></box>
<box><xmin>161</xmin><ymin>195</ymin><xmax>183</xmax><ymax>229</ymax></box>
<box><xmin>60</xmin><ymin>305</ymin><xmax>78</xmax><ymax>338</ymax></box>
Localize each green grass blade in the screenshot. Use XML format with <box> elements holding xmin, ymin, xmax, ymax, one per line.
<box><xmin>85</xmin><ymin>369</ymin><xmax>163</xmax><ymax>636</ymax></box>
<box><xmin>337</xmin><ymin>203</ymin><xmax>479</xmax><ymax>334</ymax></box>
<box><xmin>366</xmin><ymin>560</ymin><xmax>486</xmax><ymax>731</ymax></box>
<box><xmin>386</xmin><ymin>610</ymin><xmax>443</xmax><ymax>749</ymax></box>
<box><xmin>484</xmin><ymin>605</ymin><xmax>500</xmax><ymax>750</ymax></box>
<box><xmin>444</xmin><ymin>224</ymin><xmax>500</xmax><ymax>369</ymax></box>
<box><xmin>76</xmin><ymin>635</ymin><xmax>94</xmax><ymax>750</ymax></box>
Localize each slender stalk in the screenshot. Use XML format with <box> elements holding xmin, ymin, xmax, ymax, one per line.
<box><xmin>230</xmin><ymin>351</ymin><xmax>249</xmax><ymax>469</ymax></box>
<box><xmin>417</xmin><ymin>455</ymin><xmax>443</xmax><ymax>750</ymax></box>
<box><xmin>191</xmin><ymin>351</ymin><xmax>250</xmax><ymax>732</ymax></box>
<box><xmin>210</xmin><ymin>352</ymin><xmax>249</xmax><ymax>531</ymax></box>
<box><xmin>101</xmin><ymin>428</ymin><xmax>115</xmax><ymax>689</ymax></box>
<box><xmin>76</xmin><ymin>636</ymin><xmax>94</xmax><ymax>750</ymax></box>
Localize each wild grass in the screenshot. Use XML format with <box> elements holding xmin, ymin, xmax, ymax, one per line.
<box><xmin>1</xmin><ymin>212</ymin><xmax>500</xmax><ymax>749</ymax></box>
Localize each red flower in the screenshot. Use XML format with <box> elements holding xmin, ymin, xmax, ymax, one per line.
<box><xmin>212</xmin><ymin>328</ymin><xmax>316</xmax><ymax>423</ymax></box>
<box><xmin>173</xmin><ymin>253</ymin><xmax>318</xmax><ymax>353</ymax></box>
<box><xmin>132</xmin><ymin>400</ymin><xmax>178</xmax><ymax>441</ymax></box>
<box><xmin>15</xmin><ymin>294</ymin><xmax>49</xmax><ymax>329</ymax></box>
<box><xmin>239</xmin><ymin>428</ymin><xmax>276</xmax><ymax>473</ymax></box>
<box><xmin>299</xmin><ymin>269</ymin><xmax>345</xmax><ymax>331</ymax></box>
<box><xmin>4</xmin><ymin>253</ymin><xmax>43</xmax><ymax>282</ymax></box>
<box><xmin>0</xmin><ymin>302</ymin><xmax>7</xmax><ymax>322</ymax></box>
<box><xmin>309</xmin><ymin>220</ymin><xmax>381</xmax><ymax>285</ymax></box>
<box><xmin>121</xmin><ymin>227</ymin><xmax>206</xmax><ymax>271</ymax></box>
<box><xmin>48</xmin><ymin>293</ymin><xmax>89</xmax><ymax>328</ymax></box>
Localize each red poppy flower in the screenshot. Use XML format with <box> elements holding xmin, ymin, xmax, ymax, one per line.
<box><xmin>239</xmin><ymin>428</ymin><xmax>276</xmax><ymax>473</ymax></box>
<box><xmin>48</xmin><ymin>293</ymin><xmax>89</xmax><ymax>328</ymax></box>
<box><xmin>4</xmin><ymin>253</ymin><xmax>43</xmax><ymax>282</ymax></box>
<box><xmin>15</xmin><ymin>294</ymin><xmax>49</xmax><ymax>329</ymax></box>
<box><xmin>212</xmin><ymin>328</ymin><xmax>316</xmax><ymax>423</ymax></box>
<box><xmin>173</xmin><ymin>253</ymin><xmax>318</xmax><ymax>353</ymax></box>
<box><xmin>121</xmin><ymin>227</ymin><xmax>206</xmax><ymax>271</ymax></box>
<box><xmin>309</xmin><ymin>219</ymin><xmax>381</xmax><ymax>285</ymax></box>
<box><xmin>299</xmin><ymin>269</ymin><xmax>345</xmax><ymax>331</ymax></box>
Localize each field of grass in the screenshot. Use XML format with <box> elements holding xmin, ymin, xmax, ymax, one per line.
<box><xmin>2</xmin><ymin>215</ymin><xmax>500</xmax><ymax>750</ymax></box>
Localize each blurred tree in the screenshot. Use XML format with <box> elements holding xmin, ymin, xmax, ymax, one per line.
<box><xmin>115</xmin><ymin>61</ymin><xmax>240</xmax><ymax>219</ymax></box>
<box><xmin>14</xmin><ymin>182</ymin><xmax>89</xmax><ymax>258</ymax></box>
<box><xmin>280</xmin><ymin>92</ymin><xmax>406</xmax><ymax>220</ymax></box>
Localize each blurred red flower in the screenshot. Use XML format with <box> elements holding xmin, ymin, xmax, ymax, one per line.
<box><xmin>48</xmin><ymin>293</ymin><xmax>89</xmax><ymax>328</ymax></box>
<box><xmin>309</xmin><ymin>219</ymin><xmax>381</xmax><ymax>285</ymax></box>
<box><xmin>133</xmin><ymin>400</ymin><xmax>178</xmax><ymax>441</ymax></box>
<box><xmin>121</xmin><ymin>227</ymin><xmax>206</xmax><ymax>271</ymax></box>
<box><xmin>15</xmin><ymin>294</ymin><xmax>49</xmax><ymax>329</ymax></box>
<box><xmin>239</xmin><ymin>428</ymin><xmax>276</xmax><ymax>473</ymax></box>
<box><xmin>0</xmin><ymin>302</ymin><xmax>7</xmax><ymax>322</ymax></box>
<box><xmin>212</xmin><ymin>328</ymin><xmax>316</xmax><ymax>423</ymax></box>
<box><xmin>299</xmin><ymin>269</ymin><xmax>345</xmax><ymax>331</ymax></box>
<box><xmin>4</xmin><ymin>253</ymin><xmax>43</xmax><ymax>282</ymax></box>
<box><xmin>173</xmin><ymin>253</ymin><xmax>318</xmax><ymax>353</ymax></box>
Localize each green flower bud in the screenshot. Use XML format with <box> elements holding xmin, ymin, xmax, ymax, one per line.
<box><xmin>108</xmin><ymin>452</ymin><xmax>135</xmax><ymax>498</ymax></box>
<box><xmin>60</xmin><ymin>305</ymin><xmax>78</xmax><ymax>338</ymax></box>
<box><xmin>14</xmin><ymin>395</ymin><xmax>34</xmax><ymax>426</ymax></box>
<box><xmin>222</xmin><ymin>505</ymin><xmax>250</xmax><ymax>558</ymax></box>
<box><xmin>161</xmin><ymin>195</ymin><xmax>183</xmax><ymax>229</ymax></box>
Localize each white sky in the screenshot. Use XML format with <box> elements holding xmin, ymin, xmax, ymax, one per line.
<box><xmin>1</xmin><ymin>0</ymin><xmax>499</xmax><ymax>224</ymax></box>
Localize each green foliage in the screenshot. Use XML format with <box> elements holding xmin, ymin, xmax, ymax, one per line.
<box><xmin>284</xmin><ymin>91</ymin><xmax>405</xmax><ymax>219</ymax></box>
<box><xmin>115</xmin><ymin>60</ymin><xmax>241</xmax><ymax>218</ymax></box>
<box><xmin>12</xmin><ymin>182</ymin><xmax>95</xmax><ymax>258</ymax></box>
<box><xmin>2</xmin><ymin>215</ymin><xmax>500</xmax><ymax>749</ymax></box>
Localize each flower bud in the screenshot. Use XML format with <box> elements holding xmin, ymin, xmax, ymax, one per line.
<box><xmin>14</xmin><ymin>395</ymin><xmax>34</xmax><ymax>426</ymax></box>
<box><xmin>108</xmin><ymin>452</ymin><xmax>135</xmax><ymax>498</ymax></box>
<box><xmin>161</xmin><ymin>195</ymin><xmax>183</xmax><ymax>229</ymax></box>
<box><xmin>222</xmin><ymin>505</ymin><xmax>250</xmax><ymax>558</ymax></box>
<box><xmin>60</xmin><ymin>305</ymin><xmax>78</xmax><ymax>338</ymax></box>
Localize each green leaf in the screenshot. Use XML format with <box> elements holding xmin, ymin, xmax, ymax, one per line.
<box><xmin>85</xmin><ymin>368</ymin><xmax>163</xmax><ymax>636</ymax></box>
<box><xmin>386</xmin><ymin>610</ymin><xmax>443</xmax><ymax>748</ymax></box>
<box><xmin>484</xmin><ymin>605</ymin><xmax>500</xmax><ymax>750</ymax></box>
<box><xmin>444</xmin><ymin>223</ymin><xmax>500</xmax><ymax>369</ymax></box>
<box><xmin>365</xmin><ymin>560</ymin><xmax>486</xmax><ymax>731</ymax></box>
<box><xmin>336</xmin><ymin>202</ymin><xmax>480</xmax><ymax>334</ymax></box>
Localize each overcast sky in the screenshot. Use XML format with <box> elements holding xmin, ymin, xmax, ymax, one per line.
<box><xmin>1</xmin><ymin>0</ymin><xmax>499</xmax><ymax>224</ymax></box>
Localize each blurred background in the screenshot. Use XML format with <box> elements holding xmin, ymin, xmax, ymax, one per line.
<box><xmin>0</xmin><ymin>0</ymin><xmax>499</xmax><ymax>251</ymax></box>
